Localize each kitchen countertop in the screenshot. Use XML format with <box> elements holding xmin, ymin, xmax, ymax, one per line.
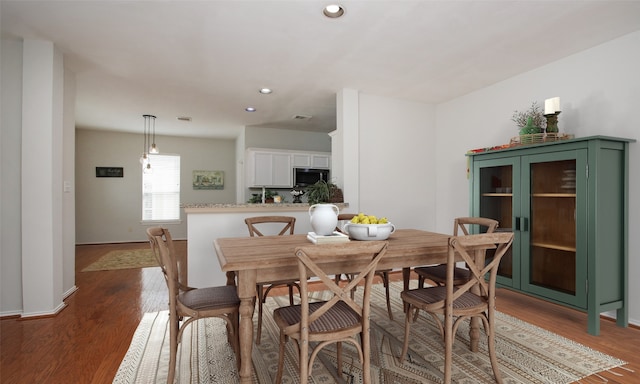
<box><xmin>182</xmin><ymin>202</ymin><xmax>349</xmax><ymax>213</ymax></box>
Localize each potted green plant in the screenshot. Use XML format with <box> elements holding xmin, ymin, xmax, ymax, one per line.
<box><xmin>511</xmin><ymin>101</ymin><xmax>546</xmax><ymax>135</ymax></box>
<box><xmin>247</xmin><ymin>190</ymin><xmax>280</xmax><ymax>203</ymax></box>
<box><xmin>306</xmin><ymin>180</ymin><xmax>343</xmax><ymax>205</ymax></box>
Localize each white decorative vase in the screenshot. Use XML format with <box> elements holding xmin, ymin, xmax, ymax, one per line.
<box><xmin>309</xmin><ymin>204</ymin><xmax>339</xmax><ymax>236</ymax></box>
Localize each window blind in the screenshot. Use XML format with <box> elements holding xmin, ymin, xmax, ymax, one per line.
<box><xmin>142</xmin><ymin>154</ymin><xmax>180</xmax><ymax>221</ymax></box>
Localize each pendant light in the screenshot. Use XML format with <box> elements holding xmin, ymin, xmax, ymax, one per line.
<box><xmin>139</xmin><ymin>115</ymin><xmax>149</xmax><ymax>165</ymax></box>
<box><xmin>140</xmin><ymin>114</ymin><xmax>157</xmax><ymax>173</ymax></box>
<box><xmin>148</xmin><ymin>114</ymin><xmax>159</xmax><ymax>154</ymax></box>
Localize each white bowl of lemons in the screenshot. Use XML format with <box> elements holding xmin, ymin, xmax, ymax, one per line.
<box><xmin>342</xmin><ymin>213</ymin><xmax>395</xmax><ymax>241</ymax></box>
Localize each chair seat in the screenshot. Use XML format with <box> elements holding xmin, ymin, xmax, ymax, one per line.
<box><xmin>274</xmin><ymin>301</ymin><xmax>361</xmax><ymax>333</ymax></box>
<box><xmin>401</xmin><ymin>286</ymin><xmax>485</xmax><ymax>310</ymax></box>
<box><xmin>178</xmin><ymin>285</ymin><xmax>240</xmax><ymax>310</ymax></box>
<box><xmin>415</xmin><ymin>264</ymin><xmax>471</xmax><ymax>285</ymax></box>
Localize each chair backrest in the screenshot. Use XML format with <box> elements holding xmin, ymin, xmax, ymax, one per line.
<box><xmin>446</xmin><ymin>232</ymin><xmax>514</xmax><ymax>307</ymax></box>
<box><xmin>336</xmin><ymin>213</ymin><xmax>356</xmax><ymax>233</ymax></box>
<box><xmin>291</xmin><ymin>241</ymin><xmax>388</xmax><ymax>337</ymax></box>
<box><xmin>245</xmin><ymin>216</ymin><xmax>296</xmax><ymax>237</ymax></box>
<box><xmin>147</xmin><ymin>227</ymin><xmax>188</xmax><ymax>298</ymax></box>
<box><xmin>453</xmin><ymin>217</ymin><xmax>499</xmax><ymax>236</ymax></box>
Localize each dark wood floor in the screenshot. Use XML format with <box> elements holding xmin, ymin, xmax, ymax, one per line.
<box><xmin>1</xmin><ymin>241</ymin><xmax>638</xmax><ymax>383</ymax></box>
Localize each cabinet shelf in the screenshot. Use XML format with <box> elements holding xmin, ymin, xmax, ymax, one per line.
<box><xmin>532</xmin><ymin>193</ymin><xmax>576</xmax><ymax>198</ymax></box>
<box><xmin>531</xmin><ymin>242</ymin><xmax>576</xmax><ymax>252</ymax></box>
<box><xmin>482</xmin><ymin>193</ymin><xmax>512</xmax><ymax>197</ymax></box>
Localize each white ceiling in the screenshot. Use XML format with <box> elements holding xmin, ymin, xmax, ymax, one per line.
<box><xmin>3</xmin><ymin>1</ymin><xmax>640</xmax><ymax>139</ymax></box>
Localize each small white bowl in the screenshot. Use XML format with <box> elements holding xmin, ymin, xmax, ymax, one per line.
<box><xmin>342</xmin><ymin>222</ymin><xmax>396</xmax><ymax>241</ymax></box>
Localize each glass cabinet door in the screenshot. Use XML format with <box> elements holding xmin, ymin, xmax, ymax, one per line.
<box><xmin>521</xmin><ymin>150</ymin><xmax>587</xmax><ymax>308</ymax></box>
<box><xmin>473</xmin><ymin>158</ymin><xmax>519</xmax><ymax>288</ymax></box>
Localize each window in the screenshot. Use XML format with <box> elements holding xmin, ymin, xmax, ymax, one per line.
<box><xmin>142</xmin><ymin>154</ymin><xmax>180</xmax><ymax>221</ymax></box>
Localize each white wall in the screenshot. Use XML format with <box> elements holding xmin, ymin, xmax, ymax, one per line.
<box><xmin>1</xmin><ymin>39</ymin><xmax>24</xmax><ymax>315</ymax></box>
<box><xmin>1</xmin><ymin>39</ymin><xmax>75</xmax><ymax>317</ymax></box>
<box><xmin>75</xmin><ymin>129</ymin><xmax>237</xmax><ymax>243</ymax></box>
<box><xmin>339</xmin><ymin>91</ymin><xmax>437</xmax><ymax>230</ymax></box>
<box><xmin>62</xmin><ymin>67</ymin><xmax>76</xmax><ymax>298</ymax></box>
<box><xmin>235</xmin><ymin>129</ymin><xmax>246</xmax><ymax>204</ymax></box>
<box><xmin>435</xmin><ymin>31</ymin><xmax>640</xmax><ymax>325</ymax></box>
<box><xmin>245</xmin><ymin>126</ymin><xmax>331</xmax><ymax>152</ymax></box>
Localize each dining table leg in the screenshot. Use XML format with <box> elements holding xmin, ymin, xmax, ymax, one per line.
<box><xmin>236</xmin><ymin>270</ymin><xmax>257</xmax><ymax>383</ymax></box>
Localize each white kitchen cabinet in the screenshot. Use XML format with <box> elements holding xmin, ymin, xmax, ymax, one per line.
<box><xmin>247</xmin><ymin>150</ymin><xmax>292</xmax><ymax>187</ymax></box>
<box><xmin>292</xmin><ymin>153</ymin><xmax>311</xmax><ymax>167</ymax></box>
<box><xmin>246</xmin><ymin>148</ymin><xmax>330</xmax><ymax>188</ymax></box>
<box><xmin>311</xmin><ymin>154</ymin><xmax>330</xmax><ymax>168</ymax></box>
<box><xmin>292</xmin><ymin>153</ymin><xmax>330</xmax><ymax>169</ymax></box>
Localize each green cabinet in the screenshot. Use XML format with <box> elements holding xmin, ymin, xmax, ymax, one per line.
<box><xmin>468</xmin><ymin>136</ymin><xmax>634</xmax><ymax>335</ymax></box>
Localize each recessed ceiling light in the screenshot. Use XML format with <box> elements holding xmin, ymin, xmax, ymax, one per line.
<box><xmin>259</xmin><ymin>88</ymin><xmax>272</xmax><ymax>94</ymax></box>
<box><xmin>323</xmin><ymin>4</ymin><xmax>345</xmax><ymax>18</ymax></box>
<box><xmin>245</xmin><ymin>107</ymin><xmax>256</xmax><ymax>112</ymax></box>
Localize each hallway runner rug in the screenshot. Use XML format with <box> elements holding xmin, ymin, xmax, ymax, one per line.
<box><xmin>82</xmin><ymin>249</ymin><xmax>158</xmax><ymax>271</ymax></box>
<box><xmin>114</xmin><ymin>282</ymin><xmax>627</xmax><ymax>383</ymax></box>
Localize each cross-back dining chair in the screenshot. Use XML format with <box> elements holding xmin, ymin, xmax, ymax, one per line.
<box><xmin>244</xmin><ymin>215</ymin><xmax>300</xmax><ymax>344</ymax></box>
<box><xmin>334</xmin><ymin>212</ymin><xmax>394</xmax><ymax>320</ymax></box>
<box><xmin>414</xmin><ymin>217</ymin><xmax>499</xmax><ymax>288</ymax></box>
<box><xmin>146</xmin><ymin>227</ymin><xmax>240</xmax><ymax>384</ymax></box>
<box><xmin>399</xmin><ymin>232</ymin><xmax>514</xmax><ymax>384</ymax></box>
<box><xmin>273</xmin><ymin>241</ymin><xmax>388</xmax><ymax>384</ymax></box>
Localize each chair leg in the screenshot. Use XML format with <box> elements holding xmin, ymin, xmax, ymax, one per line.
<box><xmin>443</xmin><ymin>314</ymin><xmax>454</xmax><ymax>384</ymax></box>
<box><xmin>485</xmin><ymin>315</ymin><xmax>503</xmax><ymax>384</ymax></box>
<box><xmin>228</xmin><ymin>312</ymin><xmax>241</xmax><ymax>369</ymax></box>
<box><xmin>336</xmin><ymin>273</ymin><xmax>357</xmax><ymax>299</ymax></box>
<box><xmin>417</xmin><ymin>274</ymin><xmax>425</xmax><ymax>288</ymax></box>
<box><xmin>336</xmin><ymin>341</ymin><xmax>343</xmax><ymax>378</ymax></box>
<box><xmin>361</xmin><ymin>330</ymin><xmax>371</xmax><ymax>384</ymax></box>
<box><xmin>398</xmin><ymin>304</ymin><xmax>413</xmax><ymax>363</ymax></box>
<box><xmin>274</xmin><ymin>331</ymin><xmax>287</xmax><ymax>384</ymax></box>
<box><xmin>256</xmin><ymin>284</ymin><xmax>265</xmax><ymax>345</ymax></box>
<box><xmin>381</xmin><ymin>271</ymin><xmax>393</xmax><ymax>320</ymax></box>
<box><xmin>412</xmin><ymin>306</ymin><xmax>421</xmax><ymax>322</ymax></box>
<box><xmin>287</xmin><ymin>283</ymin><xmax>294</xmax><ymax>305</ymax></box>
<box><xmin>345</xmin><ymin>274</ymin><xmax>358</xmax><ymax>300</ymax></box>
<box><xmin>168</xmin><ymin>313</ymin><xmax>179</xmax><ymax>384</ymax></box>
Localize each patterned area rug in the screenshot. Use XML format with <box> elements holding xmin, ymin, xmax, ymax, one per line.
<box><xmin>82</xmin><ymin>249</ymin><xmax>158</xmax><ymax>271</ymax></box>
<box><xmin>114</xmin><ymin>282</ymin><xmax>627</xmax><ymax>383</ymax></box>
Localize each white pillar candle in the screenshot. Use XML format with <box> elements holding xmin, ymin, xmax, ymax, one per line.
<box><xmin>545</xmin><ymin>98</ymin><xmax>554</xmax><ymax>114</ymax></box>
<box><xmin>545</xmin><ymin>97</ymin><xmax>561</xmax><ymax>114</ymax></box>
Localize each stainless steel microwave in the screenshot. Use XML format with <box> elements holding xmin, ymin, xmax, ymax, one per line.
<box><xmin>293</xmin><ymin>168</ymin><xmax>330</xmax><ymax>187</ymax></box>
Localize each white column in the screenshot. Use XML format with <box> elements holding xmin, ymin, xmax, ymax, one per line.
<box><xmin>337</xmin><ymin>88</ymin><xmax>360</xmax><ymax>212</ymax></box>
<box><xmin>21</xmin><ymin>40</ymin><xmax>65</xmax><ymax>316</ymax></box>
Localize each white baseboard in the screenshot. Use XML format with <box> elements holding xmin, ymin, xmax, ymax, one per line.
<box><xmin>63</xmin><ymin>285</ymin><xmax>78</xmax><ymax>300</ymax></box>
<box><xmin>20</xmin><ymin>301</ymin><xmax>67</xmax><ymax>319</ymax></box>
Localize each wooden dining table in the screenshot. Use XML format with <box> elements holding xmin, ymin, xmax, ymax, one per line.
<box><xmin>214</xmin><ymin>228</ymin><xmax>484</xmax><ymax>383</ymax></box>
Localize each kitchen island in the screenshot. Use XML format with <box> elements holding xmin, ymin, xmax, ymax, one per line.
<box><xmin>183</xmin><ymin>203</ymin><xmax>350</xmax><ymax>287</ymax></box>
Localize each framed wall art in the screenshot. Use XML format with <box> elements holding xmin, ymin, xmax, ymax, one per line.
<box><xmin>96</xmin><ymin>167</ymin><xmax>123</xmax><ymax>177</ymax></box>
<box><xmin>192</xmin><ymin>170</ymin><xmax>224</xmax><ymax>190</ymax></box>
